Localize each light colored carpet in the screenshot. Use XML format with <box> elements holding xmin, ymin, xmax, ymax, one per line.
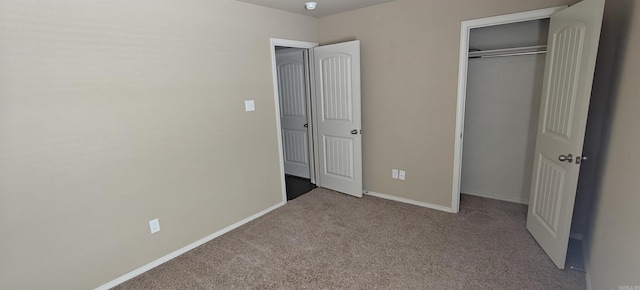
<box><xmin>113</xmin><ymin>188</ymin><xmax>586</xmax><ymax>289</ymax></box>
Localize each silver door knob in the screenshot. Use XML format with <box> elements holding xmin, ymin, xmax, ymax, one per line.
<box><xmin>351</xmin><ymin>129</ymin><xmax>358</xmax><ymax>135</ymax></box>
<box><xmin>558</xmin><ymin>154</ymin><xmax>574</xmax><ymax>162</ymax></box>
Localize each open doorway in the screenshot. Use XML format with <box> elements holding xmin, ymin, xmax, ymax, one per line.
<box><xmin>271</xmin><ymin>38</ymin><xmax>364</xmax><ymax>202</ymax></box>
<box><xmin>452</xmin><ymin>1</ymin><xmax>605</xmax><ymax>270</ymax></box>
<box><xmin>451</xmin><ymin>6</ymin><xmax>563</xmax><ymax>213</ymax></box>
<box><xmin>275</xmin><ymin>46</ymin><xmax>317</xmax><ymax>200</ymax></box>
<box><xmin>271</xmin><ymin>40</ymin><xmax>318</xmax><ymax>201</ymax></box>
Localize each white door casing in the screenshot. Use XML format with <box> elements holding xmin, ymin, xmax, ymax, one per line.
<box><xmin>277</xmin><ymin>48</ymin><xmax>311</xmax><ymax>179</ymax></box>
<box><xmin>313</xmin><ymin>40</ymin><xmax>363</xmax><ymax>197</ymax></box>
<box><xmin>526</xmin><ymin>0</ymin><xmax>605</xmax><ymax>269</ymax></box>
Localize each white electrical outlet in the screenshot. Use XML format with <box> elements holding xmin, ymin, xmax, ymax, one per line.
<box><xmin>149</xmin><ymin>218</ymin><xmax>160</xmax><ymax>234</ymax></box>
<box><xmin>399</xmin><ymin>170</ymin><xmax>406</xmax><ymax>181</ymax></box>
<box><xmin>392</xmin><ymin>169</ymin><xmax>399</xmax><ymax>179</ymax></box>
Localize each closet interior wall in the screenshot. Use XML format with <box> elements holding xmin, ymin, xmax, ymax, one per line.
<box><xmin>461</xmin><ymin>19</ymin><xmax>550</xmax><ymax>204</ymax></box>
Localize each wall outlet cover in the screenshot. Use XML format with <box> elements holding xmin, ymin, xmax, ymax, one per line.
<box><xmin>399</xmin><ymin>170</ymin><xmax>406</xmax><ymax>180</ymax></box>
<box><xmin>392</xmin><ymin>169</ymin><xmax>399</xmax><ymax>179</ymax></box>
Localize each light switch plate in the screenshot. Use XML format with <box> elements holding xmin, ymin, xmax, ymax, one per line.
<box><xmin>392</xmin><ymin>169</ymin><xmax>399</xmax><ymax>179</ymax></box>
<box><xmin>149</xmin><ymin>218</ymin><xmax>160</xmax><ymax>234</ymax></box>
<box><xmin>399</xmin><ymin>170</ymin><xmax>406</xmax><ymax>181</ymax></box>
<box><xmin>245</xmin><ymin>100</ymin><xmax>255</xmax><ymax>112</ymax></box>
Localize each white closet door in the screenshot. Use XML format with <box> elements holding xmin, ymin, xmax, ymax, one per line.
<box><xmin>277</xmin><ymin>49</ymin><xmax>310</xmax><ymax>179</ymax></box>
<box><xmin>526</xmin><ymin>0</ymin><xmax>605</xmax><ymax>269</ymax></box>
<box><xmin>313</xmin><ymin>40</ymin><xmax>362</xmax><ymax>197</ymax></box>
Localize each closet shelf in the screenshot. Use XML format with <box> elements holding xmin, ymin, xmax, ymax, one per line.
<box><xmin>469</xmin><ymin>45</ymin><xmax>547</xmax><ymax>59</ymax></box>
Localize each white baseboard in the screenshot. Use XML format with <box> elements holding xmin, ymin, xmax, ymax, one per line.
<box><xmin>364</xmin><ymin>191</ymin><xmax>456</xmax><ymax>213</ymax></box>
<box><xmin>462</xmin><ymin>191</ymin><xmax>529</xmax><ymax>205</ymax></box>
<box><xmin>95</xmin><ymin>201</ymin><xmax>287</xmax><ymax>290</ymax></box>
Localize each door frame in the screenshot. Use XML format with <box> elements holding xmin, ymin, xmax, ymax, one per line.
<box><xmin>270</xmin><ymin>38</ymin><xmax>319</xmax><ymax>203</ymax></box>
<box><xmin>451</xmin><ymin>7</ymin><xmax>566</xmax><ymax>213</ymax></box>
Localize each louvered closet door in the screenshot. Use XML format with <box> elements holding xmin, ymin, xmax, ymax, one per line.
<box><xmin>277</xmin><ymin>48</ymin><xmax>310</xmax><ymax>179</ymax></box>
<box><xmin>526</xmin><ymin>0</ymin><xmax>605</xmax><ymax>269</ymax></box>
<box><xmin>313</xmin><ymin>40</ymin><xmax>362</xmax><ymax>197</ymax></box>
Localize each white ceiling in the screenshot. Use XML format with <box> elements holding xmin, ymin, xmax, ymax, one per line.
<box><xmin>236</xmin><ymin>0</ymin><xmax>396</xmax><ymax>18</ymax></box>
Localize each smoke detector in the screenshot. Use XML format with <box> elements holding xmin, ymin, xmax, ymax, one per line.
<box><xmin>305</xmin><ymin>2</ymin><xmax>317</xmax><ymax>10</ymax></box>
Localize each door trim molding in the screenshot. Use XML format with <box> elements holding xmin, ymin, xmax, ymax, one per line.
<box><xmin>451</xmin><ymin>6</ymin><xmax>566</xmax><ymax>213</ymax></box>
<box><xmin>270</xmin><ymin>38</ymin><xmax>319</xmax><ymax>203</ymax></box>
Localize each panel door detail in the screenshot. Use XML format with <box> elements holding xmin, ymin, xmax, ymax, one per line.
<box><xmin>313</xmin><ymin>41</ymin><xmax>362</xmax><ymax>197</ymax></box>
<box><xmin>526</xmin><ymin>0</ymin><xmax>605</xmax><ymax>269</ymax></box>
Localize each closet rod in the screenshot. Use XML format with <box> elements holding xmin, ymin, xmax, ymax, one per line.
<box><xmin>469</xmin><ymin>45</ymin><xmax>547</xmax><ymax>59</ymax></box>
<box><xmin>471</xmin><ymin>50</ymin><xmax>547</xmax><ymax>59</ymax></box>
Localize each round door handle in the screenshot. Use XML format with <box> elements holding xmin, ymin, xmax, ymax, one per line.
<box><xmin>351</xmin><ymin>129</ymin><xmax>358</xmax><ymax>135</ymax></box>
<box><xmin>558</xmin><ymin>154</ymin><xmax>574</xmax><ymax>163</ymax></box>
<box><xmin>304</xmin><ymin>124</ymin><xmax>308</xmax><ymax>128</ymax></box>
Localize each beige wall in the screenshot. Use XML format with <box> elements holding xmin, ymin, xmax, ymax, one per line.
<box><xmin>587</xmin><ymin>0</ymin><xmax>640</xmax><ymax>288</ymax></box>
<box><xmin>0</xmin><ymin>1</ymin><xmax>316</xmax><ymax>289</ymax></box>
<box><xmin>3</xmin><ymin>0</ymin><xmax>636</xmax><ymax>288</ymax></box>
<box><xmin>317</xmin><ymin>0</ymin><xmax>580</xmax><ymax>207</ymax></box>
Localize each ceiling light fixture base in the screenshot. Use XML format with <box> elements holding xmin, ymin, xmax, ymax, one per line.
<box><xmin>305</xmin><ymin>2</ymin><xmax>317</xmax><ymax>10</ymax></box>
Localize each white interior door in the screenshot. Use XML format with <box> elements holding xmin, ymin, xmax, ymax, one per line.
<box><xmin>526</xmin><ymin>0</ymin><xmax>605</xmax><ymax>269</ymax></box>
<box><xmin>277</xmin><ymin>48</ymin><xmax>311</xmax><ymax>179</ymax></box>
<box><xmin>313</xmin><ymin>40</ymin><xmax>362</xmax><ymax>197</ymax></box>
